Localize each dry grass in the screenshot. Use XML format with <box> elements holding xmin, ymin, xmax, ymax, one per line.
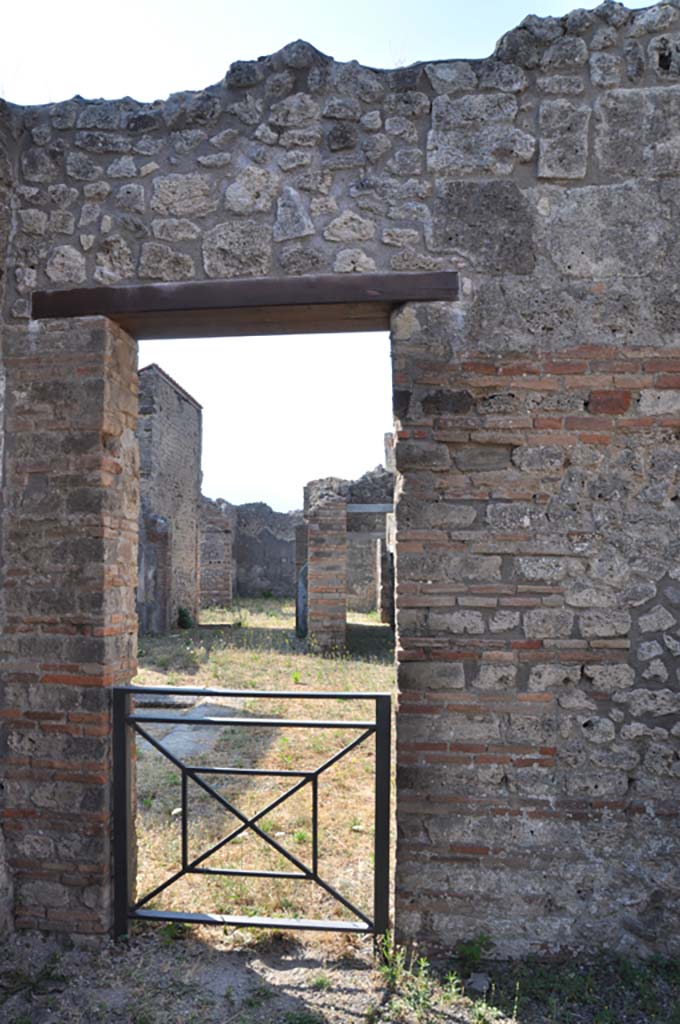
<box><xmin>132</xmin><ymin>598</ymin><xmax>395</xmax><ymax>930</ymax></box>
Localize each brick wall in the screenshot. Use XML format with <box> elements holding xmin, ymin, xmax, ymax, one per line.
<box><xmin>137</xmin><ymin>365</ymin><xmax>201</xmax><ymax>631</ymax></box>
<box><xmin>307</xmin><ymin>496</ymin><xmax>347</xmax><ymax>652</ymax></box>
<box><xmin>199</xmin><ymin>495</ymin><xmax>232</xmax><ymax>607</ymax></box>
<box><xmin>3</xmin><ymin>0</ymin><xmax>680</xmax><ymax>955</ymax></box>
<box><xmin>393</xmin><ymin>303</ymin><xmax>680</xmax><ymax>957</ymax></box>
<box><xmin>0</xmin><ymin>317</ymin><xmax>137</xmax><ymax>936</ymax></box>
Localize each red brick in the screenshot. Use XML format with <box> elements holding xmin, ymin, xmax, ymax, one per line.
<box><xmin>587</xmin><ymin>390</ymin><xmax>631</xmax><ymax>415</ymax></box>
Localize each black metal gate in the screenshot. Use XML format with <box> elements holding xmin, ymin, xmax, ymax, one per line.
<box><xmin>112</xmin><ymin>685</ymin><xmax>391</xmax><ymax>938</ymax></box>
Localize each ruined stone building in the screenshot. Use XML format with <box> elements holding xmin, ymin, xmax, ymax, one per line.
<box><xmin>297</xmin><ymin>464</ymin><xmax>395</xmax><ymax>638</ymax></box>
<box><xmin>2</xmin><ymin>0</ymin><xmax>680</xmax><ymax>958</ymax></box>
<box><xmin>199</xmin><ymin>496</ymin><xmax>233</xmax><ymax>608</ymax></box>
<box><xmin>137</xmin><ymin>364</ymin><xmax>202</xmax><ymax>632</ymax></box>
<box><xmin>199</xmin><ymin>498</ymin><xmax>302</xmax><ymax>606</ymax></box>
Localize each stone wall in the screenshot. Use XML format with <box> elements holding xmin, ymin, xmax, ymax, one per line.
<box><xmin>200</xmin><ymin>495</ymin><xmax>233</xmax><ymax>607</ymax></box>
<box><xmin>2</xmin><ymin>0</ymin><xmax>680</xmax><ymax>956</ymax></box>
<box><xmin>0</xmin><ymin>317</ymin><xmax>138</xmax><ymax>935</ymax></box>
<box><xmin>137</xmin><ymin>364</ymin><xmax>201</xmax><ymax>630</ymax></box>
<box><xmin>229</xmin><ymin>501</ymin><xmax>302</xmax><ymax>598</ymax></box>
<box><xmin>303</xmin><ymin>467</ymin><xmax>394</xmax><ymax>613</ymax></box>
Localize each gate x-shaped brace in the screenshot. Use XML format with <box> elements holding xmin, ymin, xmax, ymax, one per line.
<box><xmin>132</xmin><ymin>715</ymin><xmax>376</xmax><ymax>928</ymax></box>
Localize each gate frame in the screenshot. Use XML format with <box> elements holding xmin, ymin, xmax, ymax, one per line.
<box><xmin>112</xmin><ymin>685</ymin><xmax>391</xmax><ymax>938</ymax></box>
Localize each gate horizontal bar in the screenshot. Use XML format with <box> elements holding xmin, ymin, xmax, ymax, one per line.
<box><xmin>132</xmin><ymin>908</ymin><xmax>371</xmax><ymax>933</ymax></box>
<box><xmin>131</xmin><ymin>713</ymin><xmax>375</xmax><ymax>729</ymax></box>
<box><xmin>191</xmin><ymin>868</ymin><xmax>307</xmax><ymax>880</ymax></box>
<box><xmin>185</xmin><ymin>765</ymin><xmax>311</xmax><ymax>777</ymax></box>
<box><xmin>119</xmin><ymin>684</ymin><xmax>389</xmax><ymax>699</ymax></box>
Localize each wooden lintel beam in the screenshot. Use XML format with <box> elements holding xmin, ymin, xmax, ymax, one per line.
<box><xmin>31</xmin><ymin>271</ymin><xmax>458</xmax><ymax>339</ymax></box>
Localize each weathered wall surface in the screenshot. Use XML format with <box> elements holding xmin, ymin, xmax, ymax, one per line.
<box><xmin>137</xmin><ymin>364</ymin><xmax>201</xmax><ymax>630</ymax></box>
<box><xmin>230</xmin><ymin>502</ymin><xmax>302</xmax><ymax>598</ymax></box>
<box><xmin>304</xmin><ymin>468</ymin><xmax>393</xmax><ymax>612</ymax></box>
<box><xmin>2</xmin><ymin>0</ymin><xmax>680</xmax><ymax>956</ymax></box>
<box><xmin>0</xmin><ymin>317</ymin><xmax>138</xmax><ymax>935</ymax></box>
<box><xmin>0</xmin><ymin>101</ymin><xmax>16</xmax><ymax>935</ymax></box>
<box><xmin>200</xmin><ymin>495</ymin><xmax>233</xmax><ymax>607</ymax></box>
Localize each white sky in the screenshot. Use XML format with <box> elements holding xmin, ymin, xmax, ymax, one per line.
<box><xmin>3</xmin><ymin>0</ymin><xmax>648</xmax><ymax>510</ymax></box>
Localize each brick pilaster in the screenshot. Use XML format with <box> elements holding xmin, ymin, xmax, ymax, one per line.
<box><xmin>307</xmin><ymin>496</ymin><xmax>347</xmax><ymax>653</ymax></box>
<box><xmin>0</xmin><ymin>316</ymin><xmax>138</xmax><ymax>936</ymax></box>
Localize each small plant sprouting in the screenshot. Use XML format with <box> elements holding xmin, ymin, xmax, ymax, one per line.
<box><xmin>456</xmin><ymin>932</ymin><xmax>493</xmax><ymax>975</ymax></box>
<box><xmin>177</xmin><ymin>606</ymin><xmax>194</xmax><ymax>629</ymax></box>
<box><xmin>311</xmin><ymin>973</ymin><xmax>332</xmax><ymax>991</ymax></box>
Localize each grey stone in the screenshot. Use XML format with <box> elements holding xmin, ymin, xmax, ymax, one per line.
<box><xmin>643</xmin><ymin>658</ymin><xmax>669</xmax><ymax>681</ymax></box>
<box><xmin>94</xmin><ymin>236</ymin><xmax>134</xmax><ymax>284</ymax></box>
<box><xmin>512</xmin><ymin>445</ymin><xmax>564</xmax><ymax>473</ymax></box>
<box><xmin>322</xmin><ymin>97</ymin><xmax>361</xmax><ymax>120</ymax></box>
<box><xmin>45</xmin><ymin>245</ymin><xmax>86</xmax><ymax>283</ymax></box>
<box><xmin>625</xmin><ymin>689</ymin><xmax>680</xmax><ymax>717</ymax></box>
<box><xmin>203</xmin><ymin>221</ymin><xmax>272</xmax><ymax>277</ymax></box>
<box><xmin>273</xmin><ymin>187</ymin><xmax>314</xmax><ymax>241</ymax></box>
<box><xmin>477</xmin><ymin>61</ymin><xmax>527</xmax><ymax>93</ymax></box>
<box><xmin>151</xmin><ymin>218</ymin><xmax>201</xmax><ymax>241</ymax></box>
<box><xmin>139</xmin><ymin>242</ymin><xmax>195</xmax><ymax>281</ymax></box>
<box><xmin>424</xmin><ymin>62</ymin><xmax>477</xmax><ymax>94</ymax></box>
<box><xmin>579</xmin><ymin>609</ymin><xmax>631</xmax><ymax>638</ymax></box>
<box><xmin>637</xmin><ymin>640</ymin><xmax>664</xmax><ymax>661</ymax></box>
<box><xmin>590</xmin><ymin>52</ymin><xmax>622</xmax><ymax>87</ymax></box>
<box><xmin>224</xmin><ymin>167</ymin><xmax>280</xmax><ymax>214</ymax></box>
<box><xmin>580</xmin><ymin>717</ymin><xmax>616</xmax><ymax>744</ymax></box>
<box><xmin>327</xmin><ymin>123</ymin><xmax>358</xmax><ymax>151</ymax></box>
<box><xmin>324</xmin><ymin>210</ymin><xmax>375</xmax><ymax>242</ymax></box>
<box><xmin>225</xmin><ymin>60</ymin><xmax>264</xmax><ymax>89</ymax></box>
<box><xmin>524</xmin><ymin>608</ymin><xmax>575</xmax><ymax>638</ymax></box>
<box><xmin>269</xmin><ymin>94</ymin><xmax>320</xmax><ymax>128</ymax></box>
<box><xmin>428</xmin><ymin>180</ymin><xmax>535</xmax><ymax>273</ymax></box>
<box><xmin>639</xmin><ymin>605</ymin><xmax>676</xmax><ymax>633</ymax></box>
<box><xmin>529</xmin><ymin>663</ymin><xmax>582</xmax><ymax>690</ymax></box>
<box><xmin>432</xmin><ymin>92</ymin><xmax>517</xmax><ymax>130</ymax></box>
<box><xmin>333</xmin><ymin>248</ymin><xmax>376</xmax><ymax>272</ymax></box>
<box><xmin>116</xmin><ymin>183</ymin><xmax>145</xmax><ymax>214</ymax></box>
<box><xmin>473</xmin><ymin>664</ymin><xmax>517</xmax><ymax>689</ymax></box>
<box><xmin>486</xmin><ymin>502</ymin><xmax>545</xmax><ymax>531</ymax></box>
<box><xmin>197</xmin><ymin>153</ymin><xmax>233</xmax><ymax>168</ymax></box>
<box><xmin>592</xmin><ymin>26</ymin><xmax>619</xmax><ymax>50</ymax></box>
<box><xmin>429</xmin><ymin>609</ymin><xmax>485</xmax><ymax>634</ymax></box>
<box><xmin>107</xmin><ymin>156</ymin><xmax>137</xmax><ymax>178</ymax></box>
<box><xmin>151</xmin><ymin>174</ymin><xmax>218</xmax><ymax>216</ymax></box>
<box><xmin>66</xmin><ymin>152</ymin><xmax>102</xmax><ymax>180</ymax></box>
<box><xmin>541</xmin><ymin>37</ymin><xmax>589</xmax><ymax>69</ymax></box>
<box><xmin>595</xmin><ymin>1</ymin><xmax>631</xmax><ymax>28</ymax></box>
<box><xmin>537</xmin><ymin>74</ymin><xmax>586</xmax><ymax>94</ymax></box>
<box><xmin>539</xmin><ymin>100</ymin><xmax>591</xmax><ymax>178</ymax></box>
<box><xmin>638</xmin><ymin>390</ymin><xmax>680</xmax><ymax>416</ymax></box>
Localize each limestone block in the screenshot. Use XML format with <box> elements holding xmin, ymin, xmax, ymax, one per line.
<box><xmin>524</xmin><ymin>608</ymin><xmax>574</xmax><ymax>638</ymax></box>
<box><xmin>429</xmin><ymin>609</ymin><xmax>485</xmax><ymax>634</ymax></box>
<box><xmin>424</xmin><ymin>62</ymin><xmax>477</xmax><ymax>94</ymax></box>
<box><xmin>46</xmin><ymin>245</ymin><xmax>86</xmax><ymax>283</ymax></box>
<box><xmin>596</xmin><ymin>86</ymin><xmax>680</xmax><ymax>177</ymax></box>
<box><xmin>203</xmin><ymin>221</ymin><xmax>272</xmax><ymax>277</ymax></box>
<box><xmin>589</xmin><ymin>52</ymin><xmax>622</xmax><ymax>87</ymax></box>
<box><xmin>224</xmin><ymin>166</ymin><xmax>280</xmax><ymax>214</ymax></box>
<box><xmin>94</xmin><ymin>235</ymin><xmax>134</xmax><ymax>283</ymax></box>
<box><xmin>333</xmin><ymin>248</ymin><xmax>376</xmax><ymax>272</ymax></box>
<box><xmin>273</xmin><ymin>186</ymin><xmax>315</xmax><ymax>241</ymax></box>
<box><xmin>151</xmin><ymin>173</ymin><xmax>218</xmax><ymax>216</ymax></box>
<box><xmin>324</xmin><ymin>210</ymin><xmax>376</xmax><ymax>241</ymax></box>
<box><xmin>269</xmin><ymin>94</ymin><xmax>320</xmax><ymax>127</ymax></box>
<box><xmin>579</xmin><ymin>609</ymin><xmax>631</xmax><ymax>637</ymax></box>
<box><xmin>139</xmin><ymin>242</ymin><xmax>195</xmax><ymax>281</ymax></box>
<box><xmin>427</xmin><ymin>180</ymin><xmax>535</xmax><ymax>273</ymax></box>
<box><xmin>151</xmin><ymin>218</ymin><xmax>201</xmax><ymax>241</ymax></box>
<box><xmin>399</xmin><ymin>661</ymin><xmax>465</xmax><ymax>690</ymax></box>
<box><xmin>534</xmin><ymin>183</ymin><xmax>664</xmax><ymax>279</ymax></box>
<box><xmin>538</xmin><ymin>100</ymin><xmax>591</xmax><ymax>178</ymax></box>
